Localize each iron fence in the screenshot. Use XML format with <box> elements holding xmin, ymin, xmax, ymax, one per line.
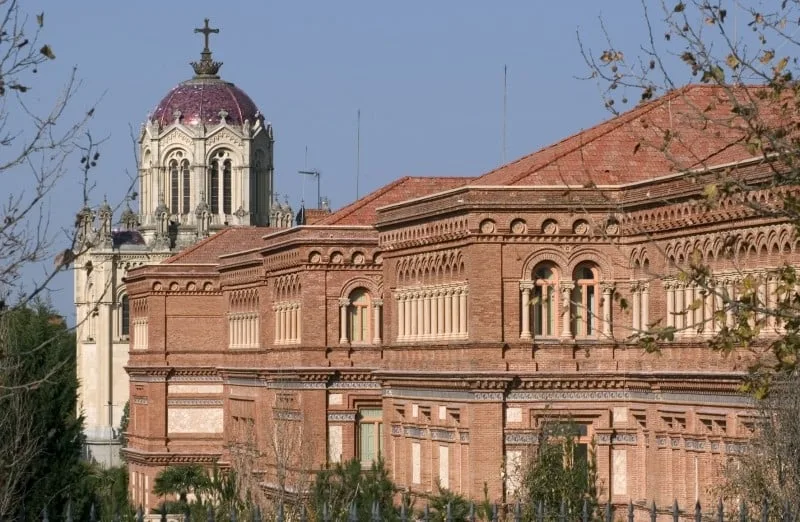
<box><xmin>12</xmin><ymin>497</ymin><xmax>799</xmax><ymax>522</ymax></box>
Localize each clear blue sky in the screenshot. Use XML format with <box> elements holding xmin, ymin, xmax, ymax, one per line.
<box><xmin>16</xmin><ymin>1</ymin><xmax>668</xmax><ymax>317</ymax></box>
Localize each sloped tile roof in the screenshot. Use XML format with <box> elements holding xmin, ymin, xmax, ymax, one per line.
<box><xmin>163</xmin><ymin>227</ymin><xmax>273</xmax><ymax>264</ymax></box>
<box><xmin>474</xmin><ymin>84</ymin><xmax>764</xmax><ymax>187</ymax></box>
<box><xmin>317</xmin><ymin>176</ymin><xmax>474</xmax><ymax>226</ymax></box>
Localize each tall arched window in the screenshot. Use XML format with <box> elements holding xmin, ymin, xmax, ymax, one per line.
<box><xmin>170</xmin><ymin>160</ymin><xmax>179</xmax><ymax>213</ymax></box>
<box><xmin>210</xmin><ymin>150</ymin><xmax>233</xmax><ymax>215</ymax></box>
<box><xmin>571</xmin><ymin>264</ymin><xmax>599</xmax><ymax>337</ymax></box>
<box><xmin>120</xmin><ymin>295</ymin><xmax>130</xmax><ymax>338</ymax></box>
<box><xmin>533</xmin><ymin>264</ymin><xmax>558</xmax><ymax>337</ymax></box>
<box><xmin>181</xmin><ymin>159</ymin><xmax>191</xmax><ymax>214</ymax></box>
<box><xmin>223</xmin><ymin>159</ymin><xmax>232</xmax><ymax>215</ymax></box>
<box><xmin>348</xmin><ymin>289</ymin><xmax>370</xmax><ymax>343</ymax></box>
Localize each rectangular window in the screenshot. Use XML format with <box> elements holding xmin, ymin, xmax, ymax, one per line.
<box><xmin>223</xmin><ymin>160</ymin><xmax>232</xmax><ymax>215</ymax></box>
<box><xmin>412</xmin><ymin>442</ymin><xmax>421</xmax><ymax>484</ymax></box>
<box><xmin>170</xmin><ymin>169</ymin><xmax>179</xmax><ymax>214</ymax></box>
<box><xmin>210</xmin><ymin>164</ymin><xmax>219</xmax><ymax>213</ymax></box>
<box><xmin>182</xmin><ymin>165</ymin><xmax>191</xmax><ymax>214</ymax></box>
<box><xmin>349</xmin><ymin>306</ymin><xmax>369</xmax><ymax>342</ymax></box>
<box><xmin>121</xmin><ymin>296</ymin><xmax>130</xmax><ymax>337</ymax></box>
<box><xmin>439</xmin><ymin>445</ymin><xmax>449</xmax><ymax>489</ymax></box>
<box><xmin>359</xmin><ymin>408</ymin><xmax>383</xmax><ymax>467</ymax></box>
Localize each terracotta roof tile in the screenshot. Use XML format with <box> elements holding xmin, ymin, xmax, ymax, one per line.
<box><xmin>163</xmin><ymin>227</ymin><xmax>273</xmax><ymax>264</ymax></box>
<box><xmin>474</xmin><ymin>84</ymin><xmax>768</xmax><ymax>187</ymax></box>
<box><xmin>318</xmin><ymin>176</ymin><xmax>473</xmax><ymax>226</ymax></box>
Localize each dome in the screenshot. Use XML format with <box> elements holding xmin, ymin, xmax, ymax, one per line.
<box><xmin>152</xmin><ymin>78</ymin><xmax>259</xmax><ymax>127</ymax></box>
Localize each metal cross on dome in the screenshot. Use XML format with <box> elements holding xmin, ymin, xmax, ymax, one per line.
<box><xmin>194</xmin><ymin>18</ymin><xmax>219</xmax><ymax>52</ymax></box>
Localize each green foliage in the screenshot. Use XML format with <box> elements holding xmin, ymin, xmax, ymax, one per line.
<box><xmin>520</xmin><ymin>424</ymin><xmax>598</xmax><ymax>522</ymax></box>
<box><xmin>118</xmin><ymin>400</ymin><xmax>130</xmax><ymax>451</ymax></box>
<box><xmin>153</xmin><ymin>464</ymin><xmax>211</xmax><ymax>504</ymax></box>
<box><xmin>0</xmin><ymin>301</ymin><xmax>86</xmax><ymax>519</ymax></box>
<box><xmin>426</xmin><ymin>484</ymin><xmax>472</xmax><ymax>522</ymax></box>
<box><xmin>312</xmin><ymin>458</ymin><xmax>398</xmax><ymax>522</ymax></box>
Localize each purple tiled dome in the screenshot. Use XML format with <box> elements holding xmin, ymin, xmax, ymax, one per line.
<box><xmin>151</xmin><ymin>78</ymin><xmax>259</xmax><ymax>127</ymax></box>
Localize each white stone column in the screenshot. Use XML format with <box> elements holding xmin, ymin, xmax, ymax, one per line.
<box><xmin>412</xmin><ymin>292</ymin><xmax>421</xmax><ymax>339</ymax></box>
<box><xmin>520</xmin><ymin>282</ymin><xmax>533</xmax><ymax>340</ymax></box>
<box><xmin>295</xmin><ymin>305</ymin><xmax>301</xmax><ymax>343</ymax></box>
<box><xmin>423</xmin><ymin>291</ymin><xmax>431</xmax><ymax>337</ymax></box>
<box><xmin>444</xmin><ymin>289</ymin><xmax>453</xmax><ymax>335</ymax></box>
<box><xmin>404</xmin><ymin>294</ymin><xmax>412</xmax><ymax>339</ymax></box>
<box><xmin>602</xmin><ymin>284</ymin><xmax>614</xmax><ymax>337</ymax></box>
<box><xmin>704</xmin><ymin>284</ymin><xmax>715</xmax><ymax>336</ymax></box>
<box><xmin>273</xmin><ymin>306</ymin><xmax>280</xmax><ymax>343</ymax></box>
<box><xmin>767</xmin><ymin>274</ymin><xmax>778</xmax><ymax>331</ymax></box>
<box><xmin>436</xmin><ymin>289</ymin><xmax>445</xmax><ymax>336</ymax></box>
<box><xmin>458</xmin><ymin>287</ymin><xmax>468</xmax><ymax>335</ymax></box>
<box><xmin>684</xmin><ymin>284</ymin><xmax>695</xmax><ymax>332</ymax></box>
<box><xmin>372</xmin><ymin>299</ymin><xmax>383</xmax><ymax>345</ymax></box>
<box><xmin>430</xmin><ymin>290</ymin><xmax>438</xmax><ymax>337</ymax></box>
<box><xmin>560</xmin><ymin>283</ymin><xmax>574</xmax><ymax>339</ymax></box>
<box><xmin>665</xmin><ymin>281</ymin><xmax>675</xmax><ymax>329</ymax></box>
<box><xmin>631</xmin><ymin>283</ymin><xmax>641</xmax><ymax>333</ymax></box>
<box><xmin>397</xmin><ymin>294</ymin><xmax>406</xmax><ymax>340</ymax></box>
<box><xmin>451</xmin><ymin>289</ymin><xmax>460</xmax><ymax>335</ymax></box>
<box><xmin>674</xmin><ymin>283</ymin><xmax>685</xmax><ymax>334</ymax></box>
<box><xmin>725</xmin><ymin>278</ymin><xmax>735</xmax><ymax>328</ymax></box>
<box><xmin>641</xmin><ymin>283</ymin><xmax>649</xmax><ymax>332</ymax></box>
<box><xmin>339</xmin><ymin>298</ymin><xmax>349</xmax><ymax>344</ymax></box>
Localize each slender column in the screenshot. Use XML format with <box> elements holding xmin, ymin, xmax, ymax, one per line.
<box><xmin>423</xmin><ymin>291</ymin><xmax>431</xmax><ymax>337</ymax></box>
<box><xmin>444</xmin><ymin>290</ymin><xmax>452</xmax><ymax>335</ymax></box>
<box><xmin>641</xmin><ymin>283</ymin><xmax>649</xmax><ymax>332</ymax></box>
<box><xmin>273</xmin><ymin>307</ymin><xmax>280</xmax><ymax>343</ymax></box>
<box><xmin>292</xmin><ymin>304</ymin><xmax>299</xmax><ymax>341</ymax></box>
<box><xmin>430</xmin><ymin>290</ymin><xmax>438</xmax><ymax>337</ymax></box>
<box><xmin>560</xmin><ymin>282</ymin><xmax>574</xmax><ymax>339</ymax></box>
<box><xmin>757</xmin><ymin>278</ymin><xmax>767</xmax><ymax>327</ymax></box>
<box><xmin>674</xmin><ymin>283</ymin><xmax>685</xmax><ymax>335</ymax></box>
<box><xmin>666</xmin><ymin>282</ymin><xmax>675</xmax><ymax>329</ymax></box>
<box><xmin>684</xmin><ymin>284</ymin><xmax>695</xmax><ymax>332</ymax></box>
<box><xmin>339</xmin><ymin>298</ymin><xmax>349</xmax><ymax>344</ymax></box>
<box><xmin>704</xmin><ymin>284</ymin><xmax>715</xmax><ymax>336</ymax></box>
<box><xmin>520</xmin><ymin>282</ymin><xmax>533</xmax><ymax>340</ymax></box>
<box><xmin>451</xmin><ymin>290</ymin><xmax>460</xmax><ymax>334</ymax></box>
<box><xmin>437</xmin><ymin>290</ymin><xmax>445</xmax><ymax>335</ymax></box>
<box><xmin>413</xmin><ymin>292</ymin><xmax>422</xmax><ymax>339</ymax></box>
<box><xmin>695</xmin><ymin>285</ymin><xmax>705</xmax><ymax>333</ymax></box>
<box><xmin>602</xmin><ymin>284</ymin><xmax>613</xmax><ymax>337</ymax></box>
<box><xmin>725</xmin><ymin>279</ymin><xmax>735</xmax><ymax>328</ymax></box>
<box><xmin>404</xmin><ymin>294</ymin><xmax>412</xmax><ymax>339</ymax></box>
<box><xmin>767</xmin><ymin>274</ymin><xmax>778</xmax><ymax>331</ymax></box>
<box><xmin>397</xmin><ymin>294</ymin><xmax>406</xmax><ymax>340</ymax></box>
<box><xmin>372</xmin><ymin>299</ymin><xmax>383</xmax><ymax>345</ymax></box>
<box><xmin>229</xmin><ymin>314</ymin><xmax>234</xmax><ymax>347</ymax></box>
<box><xmin>295</xmin><ymin>304</ymin><xmax>301</xmax><ymax>343</ymax></box>
<box><xmin>458</xmin><ymin>287</ymin><xmax>468</xmax><ymax>335</ymax></box>
<box><xmin>631</xmin><ymin>283</ymin><xmax>641</xmax><ymax>333</ymax></box>
<box><xmin>254</xmin><ymin>312</ymin><xmax>260</xmax><ymax>347</ymax></box>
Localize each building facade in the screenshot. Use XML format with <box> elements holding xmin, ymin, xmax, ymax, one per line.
<box><xmin>74</xmin><ymin>24</ymin><xmax>293</xmax><ymax>465</ymax></box>
<box><xmin>123</xmin><ymin>46</ymin><xmax>790</xmax><ymax>510</ymax></box>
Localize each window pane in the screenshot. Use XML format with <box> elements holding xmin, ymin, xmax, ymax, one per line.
<box><xmin>121</xmin><ymin>296</ymin><xmax>130</xmax><ymax>336</ymax></box>
<box><xmin>181</xmin><ymin>161</ymin><xmax>190</xmax><ymax>215</ymax></box>
<box><xmin>360</xmin><ymin>422</ymin><xmax>376</xmax><ymax>465</ymax></box>
<box><xmin>170</xmin><ymin>164</ymin><xmax>179</xmax><ymax>214</ymax></box>
<box><xmin>587</xmin><ymin>285</ymin><xmax>595</xmax><ymax>334</ymax></box>
<box><xmin>210</xmin><ymin>162</ymin><xmax>219</xmax><ymax>213</ymax></box>
<box><xmin>223</xmin><ymin>160</ymin><xmax>232</xmax><ymax>215</ymax></box>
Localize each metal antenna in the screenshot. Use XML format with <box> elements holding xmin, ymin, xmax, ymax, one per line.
<box><xmin>502</xmin><ymin>64</ymin><xmax>508</xmax><ymax>164</ymax></box>
<box><xmin>356</xmin><ymin>109</ymin><xmax>361</xmax><ymax>200</ymax></box>
<box><xmin>298</xmin><ymin>169</ymin><xmax>321</xmax><ymax>209</ymax></box>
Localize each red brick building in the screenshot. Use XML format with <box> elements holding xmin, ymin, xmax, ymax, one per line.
<box><xmin>124</xmin><ymin>83</ymin><xmax>789</xmax><ymax>511</ymax></box>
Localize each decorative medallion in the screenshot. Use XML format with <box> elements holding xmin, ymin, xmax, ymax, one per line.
<box><xmin>353</xmin><ymin>252</ymin><xmax>365</xmax><ymax>265</ymax></box>
<box><xmin>187</xmin><ymin>282</ymin><xmax>197</xmax><ymax>291</ymax></box>
<box><xmin>309</xmin><ymin>252</ymin><xmax>322</xmax><ymax>264</ymax></box>
<box><xmin>373</xmin><ymin>253</ymin><xmax>383</xmax><ymax>265</ymax></box>
<box><xmin>203</xmin><ymin>282</ymin><xmax>213</xmax><ymax>292</ymax></box>
<box><xmin>153</xmin><ymin>282</ymin><xmax>163</xmax><ymax>291</ymax></box>
<box><xmin>331</xmin><ymin>252</ymin><xmax>344</xmax><ymax>264</ymax></box>
<box><xmin>169</xmin><ymin>282</ymin><xmax>180</xmax><ymax>291</ymax></box>
<box><xmin>573</xmin><ymin>219</ymin><xmax>590</xmax><ymax>235</ymax></box>
<box><xmin>510</xmin><ymin>219</ymin><xmax>527</xmax><ymax>234</ymax></box>
<box><xmin>479</xmin><ymin>219</ymin><xmax>496</xmax><ymax>234</ymax></box>
<box><xmin>542</xmin><ymin>219</ymin><xmax>559</xmax><ymax>235</ymax></box>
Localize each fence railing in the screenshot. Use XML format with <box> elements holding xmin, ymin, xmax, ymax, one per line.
<box><xmin>17</xmin><ymin>497</ymin><xmax>796</xmax><ymax>522</ymax></box>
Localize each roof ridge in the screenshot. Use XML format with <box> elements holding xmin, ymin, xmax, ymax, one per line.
<box><xmin>476</xmin><ymin>85</ymin><xmax>696</xmax><ymax>185</ymax></box>
<box><xmin>318</xmin><ymin>176</ymin><xmax>413</xmax><ymax>225</ymax></box>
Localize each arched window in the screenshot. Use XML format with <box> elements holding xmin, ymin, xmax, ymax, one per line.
<box><xmin>120</xmin><ymin>295</ymin><xmax>130</xmax><ymax>338</ymax></box>
<box><xmin>348</xmin><ymin>288</ymin><xmax>371</xmax><ymax>343</ymax></box>
<box><xmin>571</xmin><ymin>264</ymin><xmax>599</xmax><ymax>337</ymax></box>
<box><xmin>170</xmin><ymin>160</ymin><xmax>179</xmax><ymax>213</ymax></box>
<box><xmin>223</xmin><ymin>159</ymin><xmax>232</xmax><ymax>215</ymax></box>
<box><xmin>533</xmin><ymin>264</ymin><xmax>558</xmax><ymax>337</ymax></box>
<box><xmin>210</xmin><ymin>150</ymin><xmax>233</xmax><ymax>215</ymax></box>
<box><xmin>181</xmin><ymin>159</ymin><xmax>191</xmax><ymax>214</ymax></box>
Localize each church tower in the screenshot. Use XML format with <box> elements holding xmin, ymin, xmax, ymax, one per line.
<box><xmin>138</xmin><ymin>19</ymin><xmax>275</xmax><ymax>248</ymax></box>
<box><xmin>75</xmin><ymin>20</ymin><xmax>283</xmax><ymax>466</ymax></box>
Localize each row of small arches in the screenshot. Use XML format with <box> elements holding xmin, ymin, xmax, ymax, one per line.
<box><xmin>274</xmin><ymin>274</ymin><xmax>301</xmax><ymax>300</ymax></box>
<box><xmin>665</xmin><ymin>226</ymin><xmax>798</xmax><ymax>265</ymax></box>
<box><xmin>397</xmin><ymin>250</ymin><xmax>465</xmax><ymax>285</ymax></box>
<box><xmin>229</xmin><ymin>289</ymin><xmax>259</xmax><ymax>312</ymax></box>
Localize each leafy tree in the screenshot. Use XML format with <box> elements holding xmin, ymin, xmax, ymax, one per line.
<box><xmin>519</xmin><ymin>424</ymin><xmax>598</xmax><ymax>522</ymax></box>
<box><xmin>0</xmin><ymin>301</ymin><xmax>85</xmax><ymax>519</ymax></box>
<box><xmin>153</xmin><ymin>464</ymin><xmax>211</xmax><ymax>504</ymax></box>
<box><xmin>426</xmin><ymin>485</ymin><xmax>472</xmax><ymax>522</ymax></box>
<box><xmin>312</xmin><ymin>458</ymin><xmax>397</xmax><ymax>522</ymax></box>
